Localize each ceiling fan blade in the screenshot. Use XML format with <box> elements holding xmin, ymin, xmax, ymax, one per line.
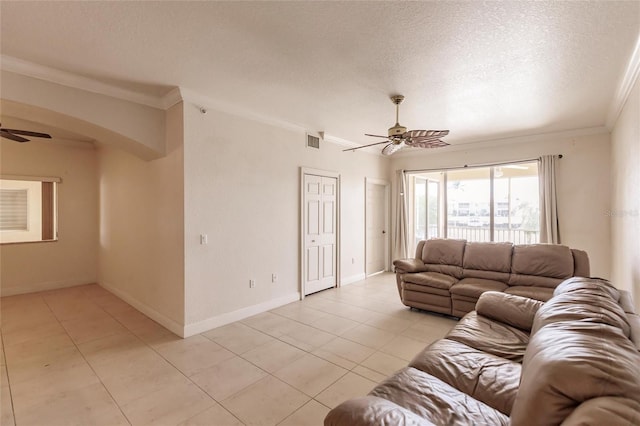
<box><xmin>405</xmin><ymin>129</ymin><xmax>449</xmax><ymax>139</ymax></box>
<box><xmin>1</xmin><ymin>128</ymin><xmax>52</xmax><ymax>139</ymax></box>
<box><xmin>343</xmin><ymin>140</ymin><xmax>390</xmax><ymax>152</ymax></box>
<box><xmin>405</xmin><ymin>136</ymin><xmax>444</xmax><ymax>145</ymax></box>
<box><xmin>382</xmin><ymin>142</ymin><xmax>405</xmax><ymax>156</ymax></box>
<box><xmin>0</xmin><ymin>130</ymin><xmax>30</xmax><ymax>143</ymax></box>
<box><xmin>364</xmin><ymin>134</ymin><xmax>391</xmax><ymax>139</ymax></box>
<box><xmin>409</xmin><ymin>139</ymin><xmax>450</xmax><ymax>149</ymax></box>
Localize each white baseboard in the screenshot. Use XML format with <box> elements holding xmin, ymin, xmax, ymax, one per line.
<box><xmin>99</xmin><ymin>281</ymin><xmax>185</xmax><ymax>337</ymax></box>
<box><xmin>340</xmin><ymin>273</ymin><xmax>366</xmax><ymax>286</ymax></box>
<box><xmin>0</xmin><ymin>278</ymin><xmax>95</xmax><ymax>297</ymax></box>
<box><xmin>183</xmin><ymin>292</ymin><xmax>301</xmax><ymax>338</ymax></box>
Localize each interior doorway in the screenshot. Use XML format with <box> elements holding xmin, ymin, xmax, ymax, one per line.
<box><xmin>365</xmin><ymin>178</ymin><xmax>390</xmax><ymax>276</ymax></box>
<box><xmin>301</xmin><ymin>168</ymin><xmax>340</xmax><ymax>296</ymax></box>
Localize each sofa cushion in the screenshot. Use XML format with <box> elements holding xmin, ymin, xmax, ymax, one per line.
<box><xmin>571</xmin><ymin>248</ymin><xmax>591</xmax><ymax>277</ymax></box>
<box><xmin>445</xmin><ymin>312</ymin><xmax>530</xmax><ymax>362</ymax></box>
<box><xmin>421</xmin><ymin>239</ymin><xmax>466</xmax><ymax>267</ymax></box>
<box><xmin>462</xmin><ymin>242</ymin><xmax>512</xmax><ymax>283</ymax></box>
<box><xmin>450</xmin><ymin>278</ymin><xmax>508</xmax><ymax>298</ymax></box>
<box><xmin>393</xmin><ymin>258</ymin><xmax>427</xmax><ymax>273</ymax></box>
<box><xmin>401</xmin><ymin>290</ymin><xmax>452</xmax><ymax>315</ymax></box>
<box><xmin>403</xmin><ymin>272</ymin><xmax>457</xmax><ymax>290</ymax></box>
<box><xmin>451</xmin><ymin>300</ymin><xmax>478</xmax><ymax>318</ymax></box>
<box><xmin>619</xmin><ymin>290</ymin><xmax>637</xmax><ymax>314</ymax></box>
<box><xmin>324</xmin><ymin>396</ymin><xmax>435</xmax><ymax>426</ymax></box>
<box><xmin>509</xmin><ymin>244</ymin><xmax>574</xmax><ymax>287</ymax></box>
<box><xmin>504</xmin><ymin>286</ymin><xmax>554</xmax><ymax>302</ymax></box>
<box><xmin>368</xmin><ymin>367</ymin><xmax>509</xmax><ymax>425</ymax></box>
<box><xmin>628</xmin><ymin>313</ymin><xmax>640</xmax><ymax>351</ymax></box>
<box><xmin>409</xmin><ymin>338</ymin><xmax>521</xmax><ymax>415</ymax></box>
<box><xmin>476</xmin><ymin>292</ymin><xmax>543</xmax><ymax>332</ymax></box>
<box><xmin>554</xmin><ymin>276</ymin><xmax>620</xmax><ymax>301</ymax></box>
<box><xmin>511</xmin><ymin>320</ymin><xmax>640</xmax><ymax>425</ymax></box>
<box><xmin>561</xmin><ymin>397</ymin><xmax>640</xmax><ymax>426</ymax></box>
<box><xmin>404</xmin><ymin>283</ymin><xmax>450</xmax><ymax>297</ymax></box>
<box><xmin>532</xmin><ymin>289</ymin><xmax>632</xmax><ymax>338</ymax></box>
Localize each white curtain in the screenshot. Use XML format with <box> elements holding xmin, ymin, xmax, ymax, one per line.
<box><xmin>539</xmin><ymin>155</ymin><xmax>560</xmax><ymax>244</ymax></box>
<box><xmin>394</xmin><ymin>170</ymin><xmax>409</xmax><ymax>259</ymax></box>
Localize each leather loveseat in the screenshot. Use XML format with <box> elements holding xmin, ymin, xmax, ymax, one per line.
<box><xmin>325</xmin><ymin>277</ymin><xmax>640</xmax><ymax>425</ymax></box>
<box><xmin>394</xmin><ymin>239</ymin><xmax>590</xmax><ymax>317</ymax></box>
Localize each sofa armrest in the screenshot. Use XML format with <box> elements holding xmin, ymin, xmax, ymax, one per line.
<box><xmin>476</xmin><ymin>291</ymin><xmax>544</xmax><ymax>332</ymax></box>
<box><xmin>393</xmin><ymin>258</ymin><xmax>427</xmax><ymax>273</ymax></box>
<box><xmin>324</xmin><ymin>396</ymin><xmax>435</xmax><ymax>426</ymax></box>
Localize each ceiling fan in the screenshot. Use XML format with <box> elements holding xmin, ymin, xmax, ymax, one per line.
<box><xmin>344</xmin><ymin>95</ymin><xmax>449</xmax><ymax>155</ymax></box>
<box><xmin>0</xmin><ymin>123</ymin><xmax>52</xmax><ymax>143</ymax></box>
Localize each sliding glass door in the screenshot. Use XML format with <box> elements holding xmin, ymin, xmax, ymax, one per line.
<box><xmin>408</xmin><ymin>162</ymin><xmax>539</xmax><ymax>253</ymax></box>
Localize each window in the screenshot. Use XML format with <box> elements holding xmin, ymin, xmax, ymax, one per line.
<box><xmin>0</xmin><ymin>176</ymin><xmax>59</xmax><ymax>243</ymax></box>
<box><xmin>408</xmin><ymin>162</ymin><xmax>539</xmax><ymax>252</ymax></box>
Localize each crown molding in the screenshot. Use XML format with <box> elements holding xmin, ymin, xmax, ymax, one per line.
<box><xmin>322</xmin><ymin>133</ymin><xmax>359</xmax><ymax>148</ymax></box>
<box><xmin>393</xmin><ymin>126</ymin><xmax>610</xmax><ymax>159</ymax></box>
<box><xmin>161</xmin><ymin>87</ymin><xmax>183</xmax><ymax>110</ymax></box>
<box><xmin>606</xmin><ymin>33</ymin><xmax>640</xmax><ymax>129</ymax></box>
<box><xmin>1</xmin><ymin>55</ymin><xmax>167</xmax><ymax>109</ymax></box>
<box><xmin>177</xmin><ymin>87</ymin><xmax>311</xmax><ymax>135</ymax></box>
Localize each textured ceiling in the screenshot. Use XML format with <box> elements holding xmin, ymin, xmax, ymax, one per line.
<box><xmin>1</xmin><ymin>1</ymin><xmax>639</xmax><ymax>148</ymax></box>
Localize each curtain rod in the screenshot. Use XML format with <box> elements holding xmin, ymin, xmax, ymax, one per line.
<box><xmin>402</xmin><ymin>154</ymin><xmax>563</xmax><ymax>174</ymax></box>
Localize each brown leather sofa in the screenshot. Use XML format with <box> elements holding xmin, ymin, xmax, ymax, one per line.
<box><xmin>325</xmin><ymin>277</ymin><xmax>640</xmax><ymax>425</ymax></box>
<box><xmin>394</xmin><ymin>239</ymin><xmax>590</xmax><ymax>317</ymax></box>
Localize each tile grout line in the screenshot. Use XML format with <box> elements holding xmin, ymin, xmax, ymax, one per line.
<box><xmin>0</xmin><ymin>332</ymin><xmax>17</xmax><ymax>426</ymax></box>
<box><xmin>78</xmin><ymin>291</ymin><xmax>247</xmax><ymax>426</ymax></box>
<box><xmin>3</xmin><ymin>275</ymin><xmax>451</xmax><ymax>426</ymax></box>
<box><xmin>138</xmin><ymin>334</ymin><xmax>247</xmax><ymax>425</ymax></box>
<box><xmin>232</xmin><ymin>308</ymin><xmax>400</xmax><ymax>398</ymax></box>
<box><xmin>40</xmin><ymin>290</ymin><xmax>134</xmax><ymax>426</ymax></box>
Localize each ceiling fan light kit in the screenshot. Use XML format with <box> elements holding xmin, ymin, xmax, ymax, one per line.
<box><xmin>344</xmin><ymin>95</ymin><xmax>450</xmax><ymax>156</ymax></box>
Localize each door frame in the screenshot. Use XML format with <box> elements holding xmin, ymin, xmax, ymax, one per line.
<box><xmin>300</xmin><ymin>167</ymin><xmax>341</xmax><ymax>299</ymax></box>
<box><xmin>365</xmin><ymin>177</ymin><xmax>391</xmax><ymax>277</ymax></box>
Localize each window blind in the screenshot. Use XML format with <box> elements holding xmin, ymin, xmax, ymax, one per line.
<box><xmin>0</xmin><ymin>189</ymin><xmax>28</xmax><ymax>231</ymax></box>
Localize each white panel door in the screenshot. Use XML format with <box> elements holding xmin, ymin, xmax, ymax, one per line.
<box><xmin>304</xmin><ymin>174</ymin><xmax>337</xmax><ymax>295</ymax></box>
<box><xmin>366</xmin><ymin>181</ymin><xmax>388</xmax><ymax>276</ymax></box>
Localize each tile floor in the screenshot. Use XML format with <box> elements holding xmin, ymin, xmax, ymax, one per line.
<box><xmin>0</xmin><ymin>273</ymin><xmax>457</xmax><ymax>426</ymax></box>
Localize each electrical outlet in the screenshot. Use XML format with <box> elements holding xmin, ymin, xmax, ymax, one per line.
<box><xmin>249</xmin><ymin>279</ymin><xmax>255</xmax><ymax>288</ymax></box>
<box><xmin>200</xmin><ymin>234</ymin><xmax>208</xmax><ymax>245</ymax></box>
<box><xmin>351</xmin><ymin>258</ymin><xmax>355</xmax><ymax>264</ymax></box>
<box><xmin>272</xmin><ymin>273</ymin><xmax>278</xmax><ymax>283</ymax></box>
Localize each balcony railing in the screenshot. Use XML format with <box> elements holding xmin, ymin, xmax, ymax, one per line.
<box><xmin>419</xmin><ymin>226</ymin><xmax>540</xmax><ymax>244</ymax></box>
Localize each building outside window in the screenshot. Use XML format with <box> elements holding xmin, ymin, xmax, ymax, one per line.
<box><xmin>408</xmin><ymin>162</ymin><xmax>539</xmax><ymax>253</ymax></box>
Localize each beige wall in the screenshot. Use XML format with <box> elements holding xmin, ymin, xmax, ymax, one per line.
<box><xmin>182</xmin><ymin>104</ymin><xmax>389</xmax><ymax>332</ymax></box>
<box><xmin>97</xmin><ymin>103</ymin><xmax>185</xmax><ymax>332</ymax></box>
<box><xmin>390</xmin><ymin>132</ymin><xmax>612</xmax><ymax>278</ymax></box>
<box><xmin>611</xmin><ymin>76</ymin><xmax>640</xmax><ymax>310</ymax></box>
<box><xmin>0</xmin><ymin>138</ymin><xmax>98</xmax><ymax>295</ymax></box>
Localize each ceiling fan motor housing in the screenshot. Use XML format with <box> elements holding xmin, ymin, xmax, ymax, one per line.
<box><xmin>388</xmin><ymin>124</ymin><xmax>407</xmax><ymax>137</ymax></box>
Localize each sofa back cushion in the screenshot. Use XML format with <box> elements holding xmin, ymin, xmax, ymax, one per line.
<box><xmin>554</xmin><ymin>277</ymin><xmax>620</xmax><ymax>302</ymax></box>
<box><xmin>421</xmin><ymin>239</ymin><xmax>466</xmax><ymax>279</ymax></box>
<box><xmin>414</xmin><ymin>240</ymin><xmax>426</xmax><ymax>260</ymax></box>
<box><xmin>462</xmin><ymin>242</ymin><xmax>513</xmax><ymax>282</ymax></box>
<box><xmin>508</xmin><ymin>244</ymin><xmax>574</xmax><ymax>288</ymax></box>
<box><xmin>571</xmin><ymin>249</ymin><xmax>590</xmax><ymax>277</ymax></box>
<box><xmin>533</xmin><ymin>284</ymin><xmax>631</xmax><ymax>339</ymax></box>
<box><xmin>511</xmin><ymin>282</ymin><xmax>640</xmax><ymax>424</ymax></box>
<box><xmin>511</xmin><ymin>321</ymin><xmax>640</xmax><ymax>425</ymax></box>
<box><xmin>561</xmin><ymin>397</ymin><xmax>640</xmax><ymax>426</ymax></box>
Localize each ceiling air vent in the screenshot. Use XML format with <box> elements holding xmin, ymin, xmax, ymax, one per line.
<box><xmin>307</xmin><ymin>134</ymin><xmax>320</xmax><ymax>149</ymax></box>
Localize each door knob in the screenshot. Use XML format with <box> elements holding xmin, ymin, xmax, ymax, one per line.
<box><xmin>382</xmin><ymin>230</ymin><xmax>386</xmax><ymax>234</ymax></box>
